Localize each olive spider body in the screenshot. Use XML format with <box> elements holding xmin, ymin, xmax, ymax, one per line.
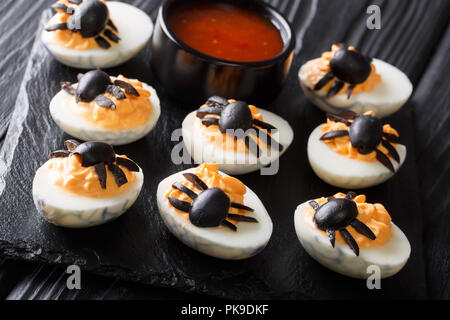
<box><xmin>168</xmin><ymin>173</ymin><xmax>258</xmax><ymax>231</ymax></box>
<box><xmin>314</xmin><ymin>44</ymin><xmax>372</xmax><ymax>98</ymax></box>
<box><xmin>196</xmin><ymin>96</ymin><xmax>283</xmax><ymax>157</ymax></box>
<box><xmin>49</xmin><ymin>140</ymin><xmax>139</xmax><ymax>188</ymax></box>
<box><xmin>61</xmin><ymin>69</ymin><xmax>139</xmax><ymax>109</ymax></box>
<box><xmin>309</xmin><ymin>192</ymin><xmax>376</xmax><ymax>256</ymax></box>
<box><xmin>320</xmin><ymin>111</ymin><xmax>400</xmax><ymax>172</ymax></box>
<box><xmin>46</xmin><ymin>0</ymin><xmax>120</xmax><ymax>49</ymax></box>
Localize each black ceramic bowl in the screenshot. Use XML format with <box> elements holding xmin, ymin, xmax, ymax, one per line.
<box><xmin>150</xmin><ymin>0</ymin><xmax>296</xmax><ymax>107</ymax></box>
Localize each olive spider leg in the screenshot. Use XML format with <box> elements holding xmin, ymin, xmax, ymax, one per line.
<box><xmin>326</xmin><ymin>114</ymin><xmax>352</xmax><ymax>126</ymax></box>
<box><xmin>383</xmin><ymin>132</ymin><xmax>400</xmax><ymax>143</ymax></box>
<box><xmin>350</xmin><ymin>219</ymin><xmax>376</xmax><ymax>240</ymax></box>
<box><xmin>64</xmin><ymin>139</ymin><xmax>80</xmax><ymax>151</ymax></box>
<box><xmin>381</xmin><ymin>140</ymin><xmax>400</xmax><ymax>163</ymax></box>
<box><xmin>107</xmin><ymin>163</ymin><xmax>127</xmax><ymax>187</ymax></box>
<box><xmin>201</xmin><ymin>118</ymin><xmax>219</xmax><ymax>126</ymax></box>
<box><xmin>375</xmin><ymin>149</ymin><xmax>395</xmax><ymax>173</ymax></box>
<box><xmin>344</xmin><ymin>191</ymin><xmax>376</xmax><ymax>240</ymax></box>
<box><xmin>168</xmin><ymin>197</ymin><xmax>191</xmax><ymax>212</ymax></box>
<box><xmin>252</xmin><ymin>127</ymin><xmax>283</xmax><ymax>152</ymax></box>
<box><xmin>326</xmin><ymin>229</ymin><xmax>336</xmax><ymax>247</ymax></box>
<box><xmin>94</xmin><ymin>163</ymin><xmax>107</xmax><ymax>189</ymax></box>
<box><xmin>327</xmin><ymin>80</ymin><xmax>345</xmax><ymax>98</ymax></box>
<box><xmin>107</xmin><ymin>20</ymin><xmax>118</xmax><ymax>32</ymax></box>
<box><xmin>51</xmin><ymin>3</ymin><xmax>74</xmax><ymax>14</ymax></box>
<box><xmin>347</xmin><ymin>84</ymin><xmax>356</xmax><ymax>99</ymax></box>
<box><xmin>113</xmin><ymin>80</ymin><xmax>140</xmax><ymax>96</ymax></box>
<box><xmin>106</xmin><ymin>85</ymin><xmax>126</xmax><ymax>100</ymax></box>
<box><xmin>45</xmin><ymin>23</ymin><xmax>69</xmax><ymax>32</ymax></box>
<box><xmin>339</xmin><ymin>229</ymin><xmax>359</xmax><ymax>256</ymax></box>
<box><xmin>95</xmin><ymin>36</ymin><xmax>111</xmax><ymax>49</ymax></box>
<box><xmin>308</xmin><ymin>200</ymin><xmax>320</xmax><ymax>210</ymax></box>
<box><xmin>196</xmin><ymin>107</ymin><xmax>223</xmax><ymax>118</ymax></box>
<box><xmin>103</xmin><ymin>29</ymin><xmax>120</xmax><ymax>43</ymax></box>
<box><xmin>319</xmin><ymin>130</ymin><xmax>349</xmax><ymax>140</ymax></box>
<box><xmin>310</xmin><ymin>200</ymin><xmax>337</xmax><ymax>248</ymax></box>
<box><xmin>345</xmin><ymin>191</ymin><xmax>357</xmax><ymax>199</ymax></box>
<box><xmin>314</xmin><ymin>72</ymin><xmax>334</xmax><ymax>90</ymax></box>
<box><xmin>243</xmin><ymin>134</ymin><xmax>261</xmax><ymax>157</ymax></box>
<box><xmin>253</xmin><ymin>119</ymin><xmax>278</xmax><ymax>131</ymax></box>
<box><xmin>172</xmin><ymin>182</ymin><xmax>198</xmax><ymax>199</ymax></box>
<box><xmin>115</xmin><ymin>157</ymin><xmax>140</xmax><ymax>172</ymax></box>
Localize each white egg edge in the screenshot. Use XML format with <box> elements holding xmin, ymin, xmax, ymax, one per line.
<box><xmin>299</xmin><ymin>58</ymin><xmax>413</xmax><ymax>118</ymax></box>
<box><xmin>307</xmin><ymin>124</ymin><xmax>406</xmax><ymax>189</ymax></box>
<box><xmin>294</xmin><ymin>201</ymin><xmax>411</xmax><ymax>279</ymax></box>
<box><xmin>50</xmin><ymin>80</ymin><xmax>161</xmax><ymax>145</ymax></box>
<box><xmin>41</xmin><ymin>1</ymin><xmax>153</xmax><ymax>69</ymax></box>
<box><xmin>181</xmin><ymin>109</ymin><xmax>294</xmax><ymax>175</ymax></box>
<box><xmin>33</xmin><ymin>160</ymin><xmax>144</xmax><ymax>228</ymax></box>
<box><xmin>156</xmin><ymin>168</ymin><xmax>273</xmax><ymax>260</ymax></box>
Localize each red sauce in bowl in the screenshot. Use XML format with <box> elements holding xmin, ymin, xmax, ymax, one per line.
<box><xmin>168</xmin><ymin>1</ymin><xmax>284</xmax><ymax>62</ymax></box>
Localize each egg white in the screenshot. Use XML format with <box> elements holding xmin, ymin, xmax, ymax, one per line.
<box><xmin>307</xmin><ymin>125</ymin><xmax>406</xmax><ymax>189</ymax></box>
<box><xmin>156</xmin><ymin>168</ymin><xmax>273</xmax><ymax>260</ymax></box>
<box><xmin>50</xmin><ymin>80</ymin><xmax>161</xmax><ymax>145</ymax></box>
<box><xmin>299</xmin><ymin>58</ymin><xmax>412</xmax><ymax>118</ymax></box>
<box><xmin>33</xmin><ymin>160</ymin><xmax>143</xmax><ymax>228</ymax></box>
<box><xmin>181</xmin><ymin>109</ymin><xmax>294</xmax><ymax>175</ymax></box>
<box><xmin>41</xmin><ymin>1</ymin><xmax>153</xmax><ymax>69</ymax></box>
<box><xmin>294</xmin><ymin>201</ymin><xmax>411</xmax><ymax>279</ymax></box>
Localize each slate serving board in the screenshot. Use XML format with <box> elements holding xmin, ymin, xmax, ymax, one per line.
<box><xmin>0</xmin><ymin>0</ymin><xmax>449</xmax><ymax>299</ymax></box>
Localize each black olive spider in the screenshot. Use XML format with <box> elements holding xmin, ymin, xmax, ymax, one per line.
<box><xmin>309</xmin><ymin>192</ymin><xmax>376</xmax><ymax>256</ymax></box>
<box><xmin>314</xmin><ymin>44</ymin><xmax>373</xmax><ymax>98</ymax></box>
<box><xmin>195</xmin><ymin>96</ymin><xmax>284</xmax><ymax>157</ymax></box>
<box><xmin>168</xmin><ymin>172</ymin><xmax>258</xmax><ymax>231</ymax></box>
<box><xmin>320</xmin><ymin>110</ymin><xmax>400</xmax><ymax>173</ymax></box>
<box><xmin>49</xmin><ymin>139</ymin><xmax>139</xmax><ymax>188</ymax></box>
<box><xmin>46</xmin><ymin>0</ymin><xmax>120</xmax><ymax>49</ymax></box>
<box><xmin>61</xmin><ymin>69</ymin><xmax>140</xmax><ymax>109</ymax></box>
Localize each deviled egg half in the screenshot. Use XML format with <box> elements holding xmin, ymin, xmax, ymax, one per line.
<box><xmin>299</xmin><ymin>44</ymin><xmax>412</xmax><ymax>118</ymax></box>
<box><xmin>307</xmin><ymin>110</ymin><xmax>406</xmax><ymax>189</ymax></box>
<box><xmin>33</xmin><ymin>140</ymin><xmax>143</xmax><ymax>228</ymax></box>
<box><xmin>156</xmin><ymin>163</ymin><xmax>273</xmax><ymax>260</ymax></box>
<box><xmin>182</xmin><ymin>96</ymin><xmax>294</xmax><ymax>175</ymax></box>
<box><xmin>294</xmin><ymin>192</ymin><xmax>410</xmax><ymax>279</ymax></box>
<box><xmin>50</xmin><ymin>69</ymin><xmax>161</xmax><ymax>145</ymax></box>
<box><xmin>42</xmin><ymin>0</ymin><xmax>153</xmax><ymax>69</ymax></box>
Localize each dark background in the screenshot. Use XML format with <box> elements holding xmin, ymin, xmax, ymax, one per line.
<box><xmin>0</xmin><ymin>0</ymin><xmax>449</xmax><ymax>299</ymax></box>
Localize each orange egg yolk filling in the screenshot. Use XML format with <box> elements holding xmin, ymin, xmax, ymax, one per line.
<box><xmin>66</xmin><ymin>75</ymin><xmax>152</xmax><ymax>130</ymax></box>
<box><xmin>46</xmin><ymin>154</ymin><xmax>136</xmax><ymax>198</ymax></box>
<box><xmin>194</xmin><ymin>99</ymin><xmax>272</xmax><ymax>153</ymax></box>
<box><xmin>301</xmin><ymin>44</ymin><xmax>381</xmax><ymax>95</ymax></box>
<box><xmin>45</xmin><ymin>0</ymin><xmax>117</xmax><ymax>50</ymax></box>
<box><xmin>305</xmin><ymin>193</ymin><xmax>392</xmax><ymax>248</ymax></box>
<box><xmin>165</xmin><ymin>163</ymin><xmax>248</xmax><ymax>224</ymax></box>
<box><xmin>322</xmin><ymin>111</ymin><xmax>399</xmax><ymax>162</ymax></box>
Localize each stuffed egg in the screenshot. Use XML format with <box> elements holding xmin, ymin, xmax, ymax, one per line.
<box><xmin>182</xmin><ymin>96</ymin><xmax>294</xmax><ymax>175</ymax></box>
<box><xmin>294</xmin><ymin>192</ymin><xmax>410</xmax><ymax>279</ymax></box>
<box><xmin>156</xmin><ymin>163</ymin><xmax>273</xmax><ymax>260</ymax></box>
<box><xmin>42</xmin><ymin>0</ymin><xmax>153</xmax><ymax>69</ymax></box>
<box><xmin>307</xmin><ymin>110</ymin><xmax>406</xmax><ymax>189</ymax></box>
<box><xmin>50</xmin><ymin>69</ymin><xmax>161</xmax><ymax>145</ymax></box>
<box><xmin>33</xmin><ymin>140</ymin><xmax>143</xmax><ymax>228</ymax></box>
<box><xmin>299</xmin><ymin>44</ymin><xmax>412</xmax><ymax>118</ymax></box>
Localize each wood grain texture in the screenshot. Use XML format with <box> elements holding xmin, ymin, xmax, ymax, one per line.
<box><xmin>411</xmin><ymin>24</ymin><xmax>450</xmax><ymax>299</ymax></box>
<box><xmin>0</xmin><ymin>0</ymin><xmax>448</xmax><ymax>300</ymax></box>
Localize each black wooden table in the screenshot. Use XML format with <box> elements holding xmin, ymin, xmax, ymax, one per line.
<box><xmin>0</xmin><ymin>0</ymin><xmax>448</xmax><ymax>300</ymax></box>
